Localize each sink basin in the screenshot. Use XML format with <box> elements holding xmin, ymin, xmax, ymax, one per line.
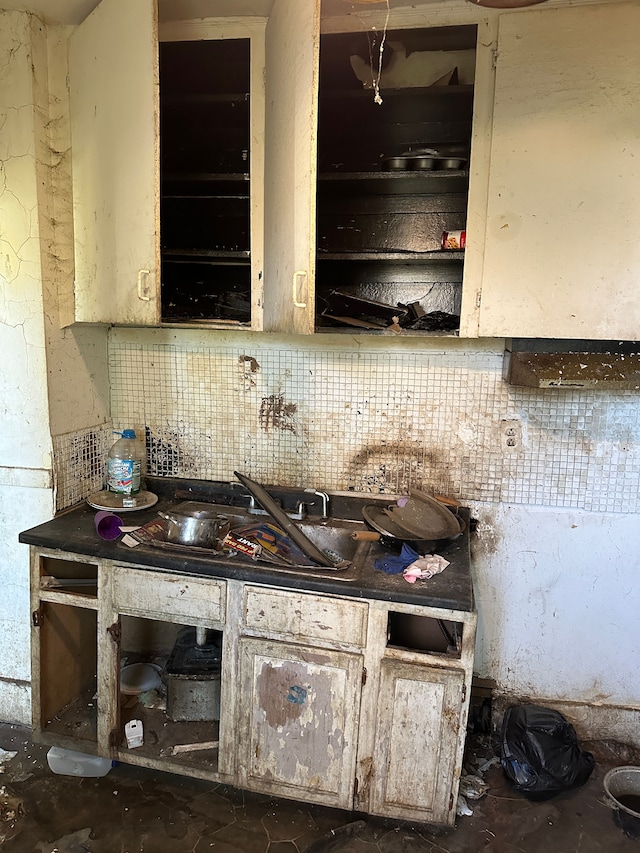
<box><xmin>146</xmin><ymin>503</ymin><xmax>380</xmax><ymax>579</ymax></box>
<box><xmin>296</xmin><ymin>519</ymin><xmax>369</xmax><ymax>566</ymax></box>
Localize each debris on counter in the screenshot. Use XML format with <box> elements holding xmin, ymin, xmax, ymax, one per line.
<box><xmin>403</xmin><ymin>554</ymin><xmax>450</xmax><ymax>583</ymax></box>
<box><xmin>374</xmin><ymin>543</ymin><xmax>420</xmax><ymax>574</ymax></box>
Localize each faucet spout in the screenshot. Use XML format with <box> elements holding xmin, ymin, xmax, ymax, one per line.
<box><xmin>304</xmin><ymin>488</ymin><xmax>330</xmax><ymax>519</ymax></box>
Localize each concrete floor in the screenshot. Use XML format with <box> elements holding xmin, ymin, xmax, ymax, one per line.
<box><xmin>1</xmin><ymin>723</ymin><xmax>638</xmax><ymax>852</ymax></box>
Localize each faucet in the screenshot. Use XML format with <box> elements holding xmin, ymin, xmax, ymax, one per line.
<box><xmin>300</xmin><ymin>488</ymin><xmax>330</xmax><ymax>520</ymax></box>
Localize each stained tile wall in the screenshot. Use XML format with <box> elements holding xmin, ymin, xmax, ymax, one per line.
<box><xmin>54</xmin><ymin>334</ymin><xmax>640</xmax><ymax>513</ymax></box>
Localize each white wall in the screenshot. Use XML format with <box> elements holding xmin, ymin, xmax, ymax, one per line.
<box><xmin>0</xmin><ymin>11</ymin><xmax>55</xmax><ymax>722</ymax></box>
<box><xmin>471</xmin><ymin>503</ymin><xmax>640</xmax><ymax>740</ymax></box>
<box><xmin>0</xmin><ymin>10</ymin><xmax>109</xmax><ymax>724</ymax></box>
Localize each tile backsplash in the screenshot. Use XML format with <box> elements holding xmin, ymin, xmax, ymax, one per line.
<box><xmin>54</xmin><ymin>333</ymin><xmax>640</xmax><ymax>514</ymax></box>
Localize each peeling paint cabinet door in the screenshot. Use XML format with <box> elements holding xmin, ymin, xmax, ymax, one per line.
<box><xmin>472</xmin><ymin>2</ymin><xmax>640</xmax><ymax>340</ymax></box>
<box><xmin>370</xmin><ymin>661</ymin><xmax>465</xmax><ymax>824</ymax></box>
<box><xmin>69</xmin><ymin>0</ymin><xmax>160</xmax><ymax>326</ymax></box>
<box><xmin>237</xmin><ymin>638</ymin><xmax>363</xmax><ymax>808</ymax></box>
<box><xmin>262</xmin><ymin>0</ymin><xmax>320</xmax><ymax>335</ymax></box>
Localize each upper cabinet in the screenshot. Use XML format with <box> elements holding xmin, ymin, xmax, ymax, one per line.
<box><xmin>68</xmin><ymin>0</ymin><xmax>309</xmax><ymax>330</ymax></box>
<box><xmin>313</xmin><ymin>24</ymin><xmax>478</xmax><ymax>336</ymax></box>
<box><xmin>67</xmin><ymin>0</ymin><xmax>637</xmax><ymax>340</ymax></box>
<box><xmin>69</xmin><ymin>0</ymin><xmax>160</xmax><ymax>325</ymax></box>
<box><xmin>464</xmin><ymin>1</ymin><xmax>640</xmax><ymax>340</ymax></box>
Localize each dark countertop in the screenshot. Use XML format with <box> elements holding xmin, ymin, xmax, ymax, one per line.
<box><xmin>19</xmin><ymin>477</ymin><xmax>475</xmax><ymax>613</ymax></box>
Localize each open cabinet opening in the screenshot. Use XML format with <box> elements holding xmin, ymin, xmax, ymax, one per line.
<box><xmin>118</xmin><ymin>616</ymin><xmax>223</xmax><ymax>772</ymax></box>
<box><xmin>160</xmin><ymin>38</ymin><xmax>252</xmax><ymax>325</ymax></box>
<box><xmin>39</xmin><ymin>602</ymin><xmax>98</xmax><ymax>745</ymax></box>
<box><xmin>387</xmin><ymin>611</ymin><xmax>462</xmax><ymax>657</ymax></box>
<box><xmin>315</xmin><ymin>25</ymin><xmax>476</xmax><ymax>334</ymax></box>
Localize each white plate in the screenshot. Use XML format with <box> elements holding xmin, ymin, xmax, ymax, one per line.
<box><xmin>87</xmin><ymin>490</ymin><xmax>158</xmax><ymax>512</ymax></box>
<box><xmin>120</xmin><ymin>663</ymin><xmax>162</xmax><ymax>695</ymax></box>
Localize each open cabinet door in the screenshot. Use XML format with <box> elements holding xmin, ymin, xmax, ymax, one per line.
<box><xmin>262</xmin><ymin>0</ymin><xmax>320</xmax><ymax>334</ymax></box>
<box><xmin>69</xmin><ymin>0</ymin><xmax>160</xmax><ymax>325</ymax></box>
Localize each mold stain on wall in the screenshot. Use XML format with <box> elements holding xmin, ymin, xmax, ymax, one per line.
<box><xmin>259</xmin><ymin>395</ymin><xmax>298</xmax><ymax>433</ymax></box>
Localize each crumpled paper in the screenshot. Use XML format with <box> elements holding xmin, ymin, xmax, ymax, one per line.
<box><xmin>403</xmin><ymin>554</ymin><xmax>450</xmax><ymax>583</ymax></box>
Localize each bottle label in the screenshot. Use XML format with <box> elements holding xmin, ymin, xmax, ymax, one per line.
<box><xmin>107</xmin><ymin>459</ymin><xmax>141</xmax><ymax>495</ymax></box>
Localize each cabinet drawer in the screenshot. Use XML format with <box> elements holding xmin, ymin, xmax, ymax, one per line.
<box><xmin>243</xmin><ymin>586</ymin><xmax>368</xmax><ymax>649</ymax></box>
<box><xmin>113</xmin><ymin>567</ymin><xmax>226</xmax><ymax>625</ymax></box>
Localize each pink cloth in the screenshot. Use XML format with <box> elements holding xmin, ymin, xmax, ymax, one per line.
<box><xmin>403</xmin><ymin>554</ymin><xmax>450</xmax><ymax>583</ymax></box>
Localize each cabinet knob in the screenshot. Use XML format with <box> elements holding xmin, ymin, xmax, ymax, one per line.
<box><xmin>292</xmin><ymin>270</ymin><xmax>307</xmax><ymax>309</ymax></box>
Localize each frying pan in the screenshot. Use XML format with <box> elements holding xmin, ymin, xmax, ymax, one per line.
<box><xmin>358</xmin><ymin>502</ymin><xmax>464</xmax><ymax>552</ymax></box>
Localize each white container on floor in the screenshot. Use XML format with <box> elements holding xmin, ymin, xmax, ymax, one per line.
<box><xmin>46</xmin><ymin>746</ymin><xmax>113</xmax><ymax>777</ymax></box>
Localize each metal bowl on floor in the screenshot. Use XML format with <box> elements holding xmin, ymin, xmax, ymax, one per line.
<box><xmin>604</xmin><ymin>766</ymin><xmax>640</xmax><ymax>839</ymax></box>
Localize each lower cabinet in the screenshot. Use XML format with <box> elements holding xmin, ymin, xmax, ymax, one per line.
<box><xmin>30</xmin><ymin>549</ymin><xmax>475</xmax><ymax>826</ymax></box>
<box><xmin>237</xmin><ymin>638</ymin><xmax>363</xmax><ymax>808</ymax></box>
<box><xmin>370</xmin><ymin>661</ymin><xmax>466</xmax><ymax>824</ymax></box>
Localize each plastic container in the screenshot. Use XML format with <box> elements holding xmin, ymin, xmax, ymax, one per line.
<box><xmin>107</xmin><ymin>429</ymin><xmax>142</xmax><ymax>497</ymax></box>
<box><xmin>47</xmin><ymin>746</ymin><xmax>113</xmax><ymax>777</ymax></box>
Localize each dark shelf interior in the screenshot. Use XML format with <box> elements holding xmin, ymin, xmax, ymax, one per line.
<box><xmin>315</xmin><ymin>25</ymin><xmax>476</xmax><ymax>333</ymax></box>
<box><xmin>160</xmin><ymin>38</ymin><xmax>251</xmax><ymax>324</ymax></box>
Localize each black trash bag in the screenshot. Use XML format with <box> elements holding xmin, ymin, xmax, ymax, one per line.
<box><xmin>500</xmin><ymin>704</ymin><xmax>595</xmax><ymax>800</ymax></box>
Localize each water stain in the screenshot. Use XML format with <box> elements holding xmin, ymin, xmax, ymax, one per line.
<box><xmin>238</xmin><ymin>356</ymin><xmax>260</xmax><ymax>389</ymax></box>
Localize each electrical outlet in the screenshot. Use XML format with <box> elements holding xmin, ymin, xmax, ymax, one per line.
<box><xmin>501</xmin><ymin>418</ymin><xmax>521</xmax><ymax>452</ymax></box>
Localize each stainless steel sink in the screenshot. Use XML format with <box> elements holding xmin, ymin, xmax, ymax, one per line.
<box><xmin>296</xmin><ymin>519</ymin><xmax>370</xmax><ymax>566</ymax></box>
<box><xmin>150</xmin><ymin>503</ymin><xmax>379</xmax><ymax>579</ymax></box>
<box><xmin>225</xmin><ymin>510</ymin><xmax>377</xmax><ymax>577</ymax></box>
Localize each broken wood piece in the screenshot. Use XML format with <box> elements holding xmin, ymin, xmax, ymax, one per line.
<box><xmin>171</xmin><ymin>740</ymin><xmax>219</xmax><ymax>755</ymax></box>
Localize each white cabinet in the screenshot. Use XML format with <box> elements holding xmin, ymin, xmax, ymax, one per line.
<box><xmin>69</xmin><ymin>0</ymin><xmax>160</xmax><ymax>325</ymax></box>
<box><xmin>370</xmin><ymin>661</ymin><xmax>465</xmax><ymax>823</ymax></box>
<box><xmin>67</xmin><ymin>0</ymin><xmax>637</xmax><ymax>339</ymax></box>
<box><xmin>466</xmin><ymin>1</ymin><xmax>640</xmax><ymax>340</ymax></box>
<box><xmin>237</xmin><ymin>638</ymin><xmax>363</xmax><ymax>808</ymax></box>
<box><xmin>262</xmin><ymin>0</ymin><xmax>320</xmax><ymax>335</ymax></box>
<box><xmin>68</xmin><ymin>0</ymin><xmax>319</xmax><ymax>330</ymax></box>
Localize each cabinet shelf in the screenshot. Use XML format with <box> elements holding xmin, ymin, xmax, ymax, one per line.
<box><xmin>163</xmin><ymin>249</ymin><xmax>250</xmax><ymax>261</ymax></box>
<box><xmin>318</xmin><ymin>250</ymin><xmax>464</xmax><ymax>262</ymax></box>
<box><xmin>321</xmin><ymin>83</ymin><xmax>474</xmax><ymax>102</ymax></box>
<box><xmin>319</xmin><ymin>170</ymin><xmax>468</xmax><ymax>196</ymax></box>
<box><xmin>164</xmin><ymin>173</ymin><xmax>249</xmax><ymax>183</ymax></box>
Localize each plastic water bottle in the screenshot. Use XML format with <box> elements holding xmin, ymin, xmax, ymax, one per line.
<box><xmin>107</xmin><ymin>429</ymin><xmax>142</xmax><ymax>496</ymax></box>
<box><xmin>47</xmin><ymin>746</ymin><xmax>113</xmax><ymax>777</ymax></box>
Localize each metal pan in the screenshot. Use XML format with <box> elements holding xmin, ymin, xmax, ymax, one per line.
<box><xmin>362</xmin><ymin>504</ymin><xmax>463</xmax><ymax>552</ymax></box>
<box><xmin>382</xmin><ymin>490</ymin><xmax>462</xmax><ymax>540</ymax></box>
